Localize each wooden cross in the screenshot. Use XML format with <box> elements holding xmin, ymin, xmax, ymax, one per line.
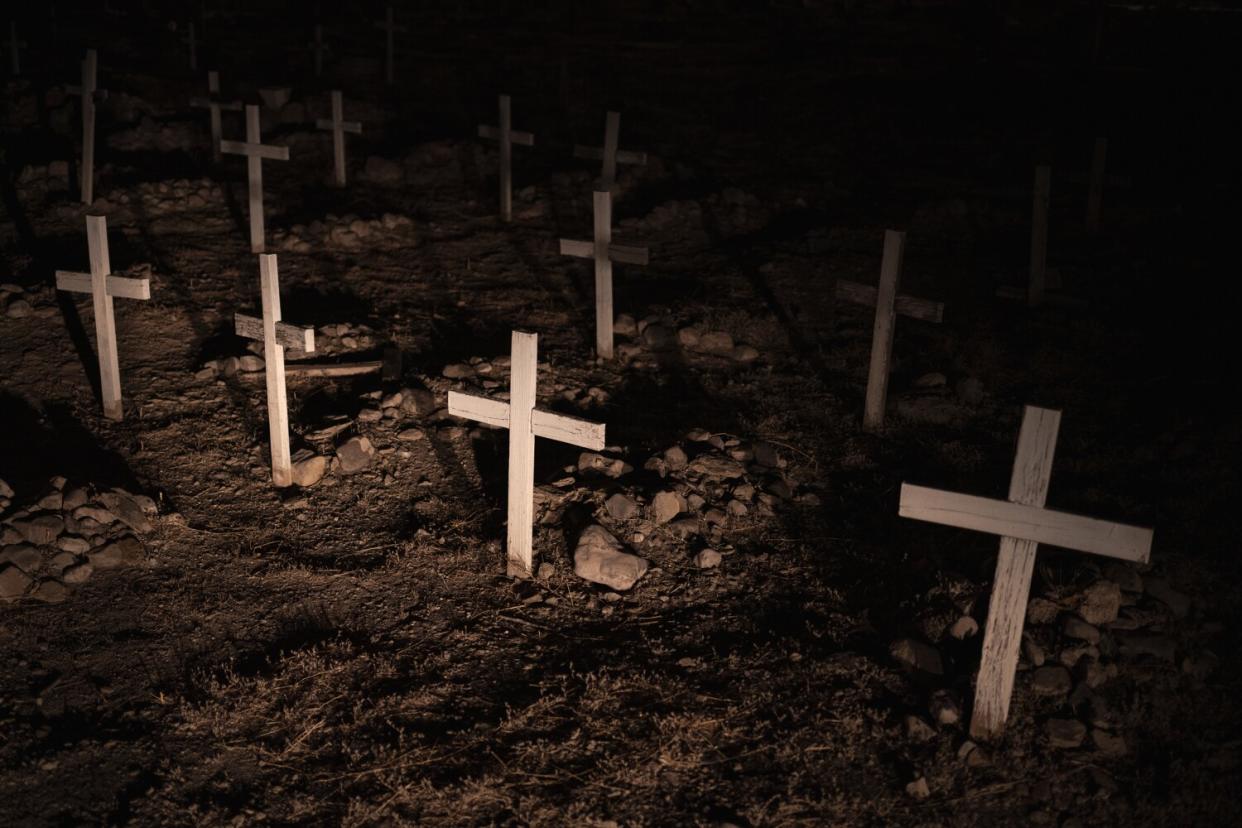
<box><xmin>315</xmin><ymin>90</ymin><xmax>362</xmax><ymax>187</ymax></box>
<box><xmin>477</xmin><ymin>94</ymin><xmax>534</xmax><ymax>222</ymax></box>
<box><xmin>572</xmin><ymin>111</ymin><xmax>647</xmax><ymax>189</ymax></box>
<box><xmin>182</xmin><ymin>20</ymin><xmax>197</xmax><ymax>70</ymax></box>
<box><xmin>448</xmin><ymin>331</ymin><xmax>606</xmax><ymax>577</ymax></box>
<box><xmin>899</xmin><ymin>405</ymin><xmax>1154</xmax><ymax>741</ymax></box>
<box><xmin>234</xmin><ymin>254</ymin><xmax>315</xmax><ymax>487</ymax></box>
<box><xmin>190</xmin><ymin>70</ymin><xmax>242</xmax><ymax>162</ymax></box>
<box><xmin>309</xmin><ymin>23</ymin><xmax>328</xmax><ymax>77</ymax></box>
<box><xmin>54</xmin><ymin>215</ymin><xmax>151</xmax><ymax>420</ymax></box>
<box><xmin>8</xmin><ymin>21</ymin><xmax>26</xmax><ymax>75</ymax></box>
<box><xmin>373</xmin><ymin>6</ymin><xmax>406</xmax><ymax>85</ymax></box>
<box><xmin>66</xmin><ymin>49</ymin><xmax>106</xmax><ymax>205</ymax></box>
<box><xmin>559</xmin><ymin>190</ymin><xmax>649</xmax><ymax>360</ymax></box>
<box><xmin>221</xmin><ymin>104</ymin><xmax>290</xmax><ymax>253</ymax></box>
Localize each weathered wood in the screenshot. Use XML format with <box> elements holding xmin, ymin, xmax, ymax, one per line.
<box><xmin>862</xmin><ymin>230</ymin><xmax>904</xmax><ymax>431</ymax></box>
<box><xmin>530</xmin><ymin>409</ymin><xmax>606</xmax><ymax>450</ymax></box>
<box><xmin>315</xmin><ymin>90</ymin><xmax>362</xmax><ymax>187</ymax></box>
<box><xmin>1086</xmin><ymin>137</ymin><xmax>1107</xmax><ymax>234</ymax></box>
<box><xmin>835</xmin><ymin>279</ymin><xmax>943</xmax><ymax>324</ymax></box>
<box><xmin>558</xmin><ymin>239</ymin><xmax>648</xmax><ymax>265</ymax></box>
<box><xmin>373</xmin><ymin>6</ymin><xmax>406</xmax><ymax>85</ymax></box>
<box><xmin>70</xmin><ymin>50</ymin><xmax>99</xmax><ymax>205</ymax></box>
<box><xmin>477</xmin><ymin>95</ymin><xmax>534</xmax><ymax>222</ymax></box>
<box><xmin>233</xmin><ymin>313</ymin><xmax>313</xmax><ymax>353</ymax></box>
<box><xmin>191</xmin><ymin>70</ymin><xmax>242</xmax><ymax>162</ymax></box>
<box><xmin>54</xmin><ymin>215</ymin><xmax>151</xmax><ymax>420</ymax></box>
<box><xmin>447</xmin><ymin>390</ymin><xmax>509</xmax><ymax>428</ymax></box>
<box><xmin>572</xmin><ymin>110</ymin><xmax>647</xmax><ymax>187</ymax></box>
<box><xmin>1029</xmin><ymin>165</ymin><xmax>1051</xmax><ymax>307</ymax></box>
<box><xmin>221</xmin><ymin>105</ymin><xmax>289</xmax><ymax>253</ymax></box>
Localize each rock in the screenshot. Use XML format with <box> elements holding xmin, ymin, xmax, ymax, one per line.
<box><xmin>1030</xmin><ymin>665</ymin><xmax>1072</xmax><ymax>696</ymax></box>
<box><xmin>1058</xmin><ymin>643</ymin><xmax>1099</xmax><ymax>669</ymax></box>
<box><xmin>752</xmin><ymin>442</ymin><xmax>783</xmax><ymax>468</ymax></box>
<box><xmin>732</xmin><ymin>345</ymin><xmax>759</xmax><ymax>363</ymax></box>
<box><xmin>1045</xmin><ymin>719</ymin><xmax>1087</xmax><ymax>749</ymax></box>
<box><xmin>358</xmin><ymin>408</ymin><xmax>383</xmax><ymax>423</ymax></box>
<box><xmin>614</xmin><ymin>314</ymin><xmax>637</xmax><ymax>336</ymax></box>
<box><xmin>641</xmin><ymin>324</ymin><xmax>676</xmax><ymax>350</ymax></box>
<box><xmin>12</xmin><ymin>515</ymin><xmax>65</xmax><ymax>545</ymax></box>
<box><xmin>677</xmin><ymin>327</ymin><xmax>700</xmax><ymax>348</ymax></box>
<box><xmin>399</xmin><ymin>388</ymin><xmax>437</xmax><ymax>417</ymax></box>
<box><xmin>573</xmin><ymin>525</ymin><xmax>648</xmax><ymax>591</ymax></box>
<box><xmin>0</xmin><ymin>563</ymin><xmax>34</xmax><ymax>600</ymax></box>
<box><xmin>397</xmin><ymin>428</ymin><xmax>425</xmax><ymax>442</ymax></box>
<box><xmin>1118</xmin><ymin>634</ymin><xmax>1176</xmax><ymax>662</ymax></box>
<box><xmin>72</xmin><ymin>505</ymin><xmax>116</xmax><ymax>526</ymax></box>
<box><xmin>1062</xmin><ymin>616</ymin><xmax>1101</xmax><ymax>644</ymax></box>
<box><xmin>0</xmin><ymin>479</ymin><xmax>13</xmax><ymax>498</ymax></box>
<box><xmin>61</xmin><ymin>487</ymin><xmax>89</xmax><ymax>512</ymax></box>
<box><xmin>362</xmin><ymin>155</ymin><xmax>404</xmax><ymax>185</ymax></box>
<box><xmin>239</xmin><ymin>355</ymin><xmax>265</xmax><ymax>372</ymax></box>
<box><xmin>442</xmin><ymin>363</ymin><xmax>473</xmax><ymax>379</ymax></box>
<box><xmin>1027</xmin><ymin>596</ymin><xmax>1060</xmax><ymax>625</ymax></box>
<box><xmin>290</xmin><ymin>451</ymin><xmax>327</xmax><ymax>488</ymax></box>
<box><xmin>666</xmin><ymin>517</ymin><xmax>700</xmax><ymax>539</ymax></box>
<box><xmin>535</xmin><ymin>562</ymin><xmax>555</xmax><ymax>581</ymax></box>
<box><xmin>336</xmin><ymin>436</ymin><xmax>376</xmax><ymax>474</ymax></box>
<box><xmin>1</xmin><ymin>543</ymin><xmax>42</xmax><ymax>572</ymax></box>
<box><xmin>726</xmin><ymin>499</ymin><xmax>748</xmax><ymax>516</ymax></box>
<box><xmin>605</xmin><ymin>493</ymin><xmax>639</xmax><ymax>521</ymax></box>
<box><xmin>89</xmin><ymin>537</ymin><xmax>143</xmax><ymax>569</ymax></box>
<box><xmin>1091</xmin><ymin>728</ymin><xmax>1126</xmax><ymax>755</ymax></box>
<box><xmin>949</xmin><ymin>616</ymin><xmax>979</xmax><ymax>640</ymax></box>
<box><xmin>31</xmin><ymin>579</ymin><xmax>69</xmax><ymax>603</ymax></box>
<box><xmin>5</xmin><ymin>298</ymin><xmax>32</xmax><ymax>318</ymax></box>
<box><xmin>98</xmin><ymin>491</ymin><xmax>154</xmax><ymax>533</ymax></box>
<box><xmin>905</xmin><ymin>777</ymin><xmax>930</xmax><ymax>800</ymax></box>
<box><xmin>687</xmin><ymin>454</ymin><xmax>746</xmax><ymax>480</ymax></box>
<box><xmin>1103</xmin><ymin>562</ymin><xmax>1143</xmax><ymax>593</ymax></box>
<box><xmin>1023</xmin><ymin>636</ymin><xmax>1047</xmax><ymax>667</ymax></box>
<box><xmin>697</xmin><ymin>330</ymin><xmax>734</xmax><ymax>354</ymax></box>
<box><xmin>663</xmin><ymin>446</ymin><xmax>688</xmax><ymax>471</ymax></box>
<box><xmin>577</xmin><ymin>452</ymin><xmax>631</xmax><ymax>479</ymax></box>
<box><xmin>914</xmin><ymin>372</ymin><xmax>947</xmax><ymax>389</ymax></box>
<box><xmin>694</xmin><ymin>548</ymin><xmax>722</xmax><ymax>569</ymax></box>
<box><xmin>1144</xmin><ymin>577</ymin><xmax>1191</xmax><ymax>619</ymax></box>
<box><xmin>651</xmin><ymin>490</ymin><xmax>685</xmax><ymax>524</ymax></box>
<box><xmin>380</xmin><ymin>392</ymin><xmax>403</xmax><ymax>409</ymax></box>
<box><xmin>890</xmin><ymin>638</ymin><xmax>943</xmax><ymax>675</ymax></box>
<box><xmin>928</xmin><ymin>689</ymin><xmax>961</xmax><ymax>725</ymax></box>
<box><xmin>61</xmin><ymin>561</ymin><xmax>93</xmax><ymax>584</ymax></box>
<box><xmin>1076</xmin><ymin>580</ymin><xmax>1122</xmax><ymax>625</ymax></box>
<box><xmin>904</xmin><ymin>715</ymin><xmax>936</xmax><ymax>742</ymax></box>
<box><xmin>37</xmin><ymin>491</ymin><xmax>63</xmax><ymax>511</ymax></box>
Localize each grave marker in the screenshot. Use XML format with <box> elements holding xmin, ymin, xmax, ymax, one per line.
<box><xmin>373</xmin><ymin>6</ymin><xmax>406</xmax><ymax>85</ymax></box>
<box><xmin>190</xmin><ymin>70</ymin><xmax>242</xmax><ymax>162</ymax></box>
<box><xmin>477</xmin><ymin>94</ymin><xmax>534</xmax><ymax>222</ymax></box>
<box><xmin>221</xmin><ymin>104</ymin><xmax>290</xmax><ymax>253</ymax></box>
<box><xmin>54</xmin><ymin>215</ymin><xmax>151</xmax><ymax>420</ymax></box>
<box><xmin>898</xmin><ymin>405</ymin><xmax>1154</xmax><ymax>740</ymax></box>
<box><xmin>234</xmin><ymin>254</ymin><xmax>315</xmax><ymax>487</ymax></box>
<box><xmin>315</xmin><ymin>90</ymin><xmax>362</xmax><ymax>187</ymax></box>
<box><xmin>1086</xmin><ymin>137</ymin><xmax>1107</xmax><ymax>234</ymax></box>
<box><xmin>448</xmin><ymin>331</ymin><xmax>606</xmax><ymax>576</ymax></box>
<box><xmin>66</xmin><ymin>49</ymin><xmax>106</xmax><ymax>205</ymax></box>
<box><xmin>573</xmin><ymin>111</ymin><xmax>647</xmax><ymax>189</ymax></box>
<box><xmin>559</xmin><ymin>190</ymin><xmax>649</xmax><ymax>359</ymax></box>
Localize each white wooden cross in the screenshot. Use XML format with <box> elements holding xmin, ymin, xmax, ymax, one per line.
<box><xmin>234</xmin><ymin>254</ymin><xmax>315</xmax><ymax>487</ymax></box>
<box><xmin>54</xmin><ymin>215</ymin><xmax>151</xmax><ymax>420</ymax></box>
<box><xmin>8</xmin><ymin>21</ymin><xmax>26</xmax><ymax>75</ymax></box>
<box><xmin>448</xmin><ymin>331</ymin><xmax>606</xmax><ymax>577</ymax></box>
<box><xmin>66</xmin><ymin>49</ymin><xmax>106</xmax><ymax>205</ymax></box>
<box><xmin>315</xmin><ymin>90</ymin><xmax>362</xmax><ymax>187</ymax></box>
<box><xmin>309</xmin><ymin>23</ymin><xmax>328</xmax><ymax>77</ymax></box>
<box><xmin>190</xmin><ymin>70</ymin><xmax>242</xmax><ymax>162</ymax></box>
<box><xmin>558</xmin><ymin>190</ymin><xmax>649</xmax><ymax>360</ymax></box>
<box><xmin>373</xmin><ymin>6</ymin><xmax>406</xmax><ymax>85</ymax></box>
<box><xmin>182</xmin><ymin>20</ymin><xmax>197</xmax><ymax>71</ymax></box>
<box><xmin>221</xmin><ymin>104</ymin><xmax>290</xmax><ymax>253</ymax></box>
<box><xmin>572</xmin><ymin>111</ymin><xmax>647</xmax><ymax>189</ymax></box>
<box><xmin>477</xmin><ymin>94</ymin><xmax>534</xmax><ymax>223</ymax></box>
<box><xmin>899</xmin><ymin>405</ymin><xmax>1154</xmax><ymax>741</ymax></box>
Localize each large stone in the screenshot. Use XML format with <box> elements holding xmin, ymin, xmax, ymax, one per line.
<box><xmin>641</xmin><ymin>324</ymin><xmax>676</xmax><ymax>350</ymax></box>
<box><xmin>0</xmin><ymin>564</ymin><xmax>33</xmax><ymax>601</ymax></box>
<box><xmin>73</xmin><ymin>504</ymin><xmax>118</xmax><ymax>526</ymax></box>
<box><xmin>11</xmin><ymin>515</ymin><xmax>65</xmax><ymax>545</ymax></box>
<box><xmin>890</xmin><ymin>638</ymin><xmax>943</xmax><ymax>675</ymax></box>
<box><xmin>687</xmin><ymin>454</ymin><xmax>746</xmax><ymax>480</ymax></box>
<box><xmin>1030</xmin><ymin>665</ymin><xmax>1072</xmax><ymax>696</ymax></box>
<box><xmin>605</xmin><ymin>493</ymin><xmax>639</xmax><ymax>521</ymax></box>
<box><xmin>697</xmin><ymin>330</ymin><xmax>735</xmax><ymax>355</ymax></box>
<box><xmin>573</xmin><ymin>525</ymin><xmax>648</xmax><ymax>591</ymax></box>
<box><xmin>89</xmin><ymin>537</ymin><xmax>143</xmax><ymax>569</ymax></box>
<box><xmin>336</xmin><ymin>436</ymin><xmax>376</xmax><ymax>474</ymax></box>
<box><xmin>578</xmin><ymin>452</ymin><xmax>631</xmax><ymax>479</ymax></box>
<box><xmin>1144</xmin><ymin>577</ymin><xmax>1192</xmax><ymax>619</ymax></box>
<box><xmin>1076</xmin><ymin>580</ymin><xmax>1122</xmax><ymax>626</ymax></box>
<box><xmin>1045</xmin><ymin>719</ymin><xmax>1087</xmax><ymax>749</ymax></box>
<box><xmin>290</xmin><ymin>451</ymin><xmax>327</xmax><ymax>488</ymax></box>
<box><xmin>694</xmin><ymin>548</ymin><xmax>722</xmax><ymax>569</ymax></box>
<box><xmin>99</xmin><ymin>491</ymin><xmax>154</xmax><ymax>534</ymax></box>
<box><xmin>362</xmin><ymin>156</ymin><xmax>404</xmax><ymax>185</ymax></box>
<box><xmin>651</xmin><ymin>490</ymin><xmax>685</xmax><ymax>524</ymax></box>
<box><xmin>31</xmin><ymin>579</ymin><xmax>69</xmax><ymax>603</ymax></box>
<box><xmin>61</xmin><ymin>561</ymin><xmax>94</xmax><ymax>585</ymax></box>
<box><xmin>399</xmin><ymin>387</ymin><xmax>437</xmax><ymax>417</ymax></box>
<box><xmin>0</xmin><ymin>543</ymin><xmax>42</xmax><ymax>573</ymax></box>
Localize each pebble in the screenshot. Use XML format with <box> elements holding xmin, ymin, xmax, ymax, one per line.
<box><xmin>442</xmin><ymin>363</ymin><xmax>474</xmax><ymax>379</ymax></box>
<box><xmin>381</xmin><ymin>392</ymin><xmax>403</xmax><ymax>409</ymax></box>
<box><xmin>905</xmin><ymin>777</ymin><xmax>930</xmax><ymax>800</ymax></box>
<box><xmin>949</xmin><ymin>616</ymin><xmax>979</xmax><ymax>640</ymax></box>
<box><xmin>694</xmin><ymin>548</ymin><xmax>722</xmax><ymax>569</ymax></box>
<box><xmin>890</xmin><ymin>638</ymin><xmax>943</xmax><ymax>676</ymax></box>
<box><xmin>336</xmin><ymin>436</ymin><xmax>376</xmax><ymax>474</ymax></box>
<box><xmin>697</xmin><ymin>331</ymin><xmax>735</xmax><ymax>355</ymax></box>
<box><xmin>573</xmin><ymin>525</ymin><xmax>649</xmax><ymax>591</ymax></box>
<box><xmin>290</xmin><ymin>451</ymin><xmax>327</xmax><ymax>488</ymax></box>
<box><xmin>904</xmin><ymin>715</ymin><xmax>936</xmax><ymax>742</ymax></box>
<box><xmin>399</xmin><ymin>388</ymin><xmax>437</xmax><ymax>417</ymax></box>
<box><xmin>578</xmin><ymin>452</ymin><xmax>631</xmax><ymax>479</ymax></box>
<box><xmin>397</xmin><ymin>428</ymin><xmax>425</xmax><ymax>442</ymax></box>
<box><xmin>1045</xmin><ymin>718</ymin><xmax>1087</xmax><ymax>749</ymax></box>
<box><xmin>1030</xmin><ymin>665</ymin><xmax>1072</xmax><ymax>696</ymax></box>
<box><xmin>928</xmin><ymin>689</ymin><xmax>960</xmax><ymax>725</ymax></box>
<box><xmin>651</xmin><ymin>490</ymin><xmax>684</xmax><ymax>524</ymax></box>
<box><xmin>605</xmin><ymin>493</ymin><xmax>639</xmax><ymax>521</ymax></box>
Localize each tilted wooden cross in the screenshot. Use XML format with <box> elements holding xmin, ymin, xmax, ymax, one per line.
<box><xmin>54</xmin><ymin>215</ymin><xmax>151</xmax><ymax>420</ymax></box>
<box><xmin>996</xmin><ymin>165</ymin><xmax>1084</xmax><ymax>309</ymax></box>
<box><xmin>477</xmin><ymin>94</ymin><xmax>534</xmax><ymax>222</ymax></box>
<box><xmin>234</xmin><ymin>254</ymin><xmax>316</xmax><ymax>487</ymax></box>
<box><xmin>899</xmin><ymin>405</ymin><xmax>1154</xmax><ymax>740</ymax></box>
<box><xmin>315</xmin><ymin>90</ymin><xmax>362</xmax><ymax>187</ymax></box>
<box><xmin>572</xmin><ymin>111</ymin><xmax>647</xmax><ymax>189</ymax></box>
<box><xmin>190</xmin><ymin>70</ymin><xmax>242</xmax><ymax>162</ymax></box>
<box><xmin>373</xmin><ymin>6</ymin><xmax>406</xmax><ymax>85</ymax></box>
<box><xmin>8</xmin><ymin>21</ymin><xmax>26</xmax><ymax>75</ymax></box>
<box><xmin>66</xmin><ymin>49</ymin><xmax>107</xmax><ymax>205</ymax></box>
<box><xmin>221</xmin><ymin>104</ymin><xmax>290</xmax><ymax>253</ymax></box>
<box><xmin>559</xmin><ymin>190</ymin><xmax>649</xmax><ymax>360</ymax></box>
<box><xmin>448</xmin><ymin>331</ymin><xmax>606</xmax><ymax>577</ymax></box>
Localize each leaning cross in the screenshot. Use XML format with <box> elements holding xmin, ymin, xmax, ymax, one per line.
<box><xmin>837</xmin><ymin>230</ymin><xmax>944</xmax><ymax>430</ymax></box>
<box><xmin>559</xmin><ymin>190</ymin><xmax>649</xmax><ymax>359</ymax></box>
<box><xmin>234</xmin><ymin>254</ymin><xmax>315</xmax><ymax>487</ymax></box>
<box><xmin>477</xmin><ymin>94</ymin><xmax>534</xmax><ymax>222</ymax></box>
<box><xmin>448</xmin><ymin>331</ymin><xmax>606</xmax><ymax>577</ymax></box>
<box><xmin>190</xmin><ymin>70</ymin><xmax>242</xmax><ymax>162</ymax></box>
<box><xmin>315</xmin><ymin>90</ymin><xmax>362</xmax><ymax>187</ymax></box>
<box><xmin>373</xmin><ymin>6</ymin><xmax>406</xmax><ymax>85</ymax></box>
<box><xmin>66</xmin><ymin>49</ymin><xmax>107</xmax><ymax>205</ymax></box>
<box><xmin>55</xmin><ymin>215</ymin><xmax>151</xmax><ymax>420</ymax></box>
<box><xmin>221</xmin><ymin>104</ymin><xmax>290</xmax><ymax>253</ymax></box>
<box><xmin>898</xmin><ymin>405</ymin><xmax>1154</xmax><ymax>741</ymax></box>
<box><xmin>573</xmin><ymin>111</ymin><xmax>647</xmax><ymax>189</ymax></box>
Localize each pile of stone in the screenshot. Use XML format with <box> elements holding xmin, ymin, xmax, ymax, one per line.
<box><xmin>613</xmin><ymin>314</ymin><xmax>760</xmax><ymax>364</ymax></box>
<box><xmin>13</xmin><ymin>162</ymin><xmax>71</xmax><ymax>197</ymax></box>
<box><xmin>195</xmin><ymin>322</ymin><xmax>382</xmax><ymax>380</ymax></box>
<box><xmin>0</xmin><ymin>477</ymin><xmax>155</xmax><ymax>604</ymax></box>
<box><xmin>1</xmin><ymin>283</ymin><xmax>49</xmax><ymax>320</ymax></box>
<box><xmin>271</xmin><ymin>212</ymin><xmax>415</xmax><ymax>253</ymax></box>
<box><xmin>107</xmin><ymin>117</ymin><xmax>200</xmax><ymax>153</ymax></box>
<box><xmin>121</xmin><ymin>178</ymin><xmax>223</xmax><ymax>212</ymax></box>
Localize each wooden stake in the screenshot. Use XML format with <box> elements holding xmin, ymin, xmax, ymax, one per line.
<box><xmin>221</xmin><ymin>105</ymin><xmax>290</xmax><ymax>253</ymax></box>
<box><xmin>898</xmin><ymin>405</ymin><xmax>1154</xmax><ymax>740</ymax></box>
<box><xmin>862</xmin><ymin>229</ymin><xmax>904</xmax><ymax>431</ymax></box>
<box><xmin>315</xmin><ymin>90</ymin><xmax>362</xmax><ymax>187</ymax></box>
<box><xmin>68</xmin><ymin>49</ymin><xmax>101</xmax><ymax>205</ymax></box>
<box><xmin>54</xmin><ymin>215</ymin><xmax>152</xmax><ymax>420</ymax></box>
<box><xmin>1086</xmin><ymin>137</ymin><xmax>1106</xmax><ymax>234</ymax></box>
<box><xmin>1028</xmin><ymin>165</ymin><xmax>1051</xmax><ymax>307</ymax></box>
<box><xmin>191</xmin><ymin>70</ymin><xmax>242</xmax><ymax>162</ymax></box>
<box><xmin>573</xmin><ymin>110</ymin><xmax>647</xmax><ymax>189</ymax></box>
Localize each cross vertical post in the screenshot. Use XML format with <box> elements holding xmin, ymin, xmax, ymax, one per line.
<box><xmin>573</xmin><ymin>110</ymin><xmax>647</xmax><ymax>189</ymax></box>
<box><xmin>373</xmin><ymin>6</ymin><xmax>405</xmax><ymax>85</ymax></box>
<box><xmin>190</xmin><ymin>70</ymin><xmax>242</xmax><ymax>162</ymax></box>
<box><xmin>506</xmin><ymin>332</ymin><xmax>538</xmax><ymax>576</ymax></box>
<box><xmin>1029</xmin><ymin>165</ymin><xmax>1051</xmax><ymax>307</ymax></box>
<box><xmin>499</xmin><ymin>94</ymin><xmax>512</xmax><ymax>221</ymax></box>
<box><xmin>862</xmin><ymin>229</ymin><xmax>904</xmax><ymax>431</ymax></box>
<box><xmin>1086</xmin><ymin>137</ymin><xmax>1106</xmax><ymax>234</ymax></box>
<box><xmin>593</xmin><ymin>190</ymin><xmax>614</xmax><ymax>359</ymax></box>
<box><xmin>80</xmin><ymin>49</ymin><xmax>98</xmax><ymax>204</ymax></box>
<box><xmin>221</xmin><ymin>104</ymin><xmax>290</xmax><ymax>253</ymax></box>
<box><xmin>260</xmin><ymin>255</ymin><xmax>291</xmax><ymax>486</ymax></box>
<box><xmin>315</xmin><ymin>90</ymin><xmax>362</xmax><ymax>188</ymax></box>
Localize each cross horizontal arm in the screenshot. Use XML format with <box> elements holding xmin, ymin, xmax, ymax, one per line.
<box><xmin>477</xmin><ymin>125</ymin><xmax>535</xmax><ymax>146</ymax></box>
<box><xmin>220</xmin><ymin>140</ymin><xmax>290</xmax><ymax>161</ymax></box>
<box><xmin>191</xmin><ymin>96</ymin><xmax>243</xmax><ymax>111</ymax></box>
<box><xmin>559</xmin><ymin>239</ymin><xmax>649</xmax><ymax>265</ymax></box>
<box><xmin>531</xmin><ymin>409</ymin><xmax>605</xmax><ymax>450</ymax></box>
<box><xmin>898</xmin><ymin>483</ymin><xmax>1152</xmax><ymax>563</ymax></box>
<box><xmin>234</xmin><ymin>313</ymin><xmax>315</xmax><ymax>353</ymax></box>
<box><xmin>836</xmin><ymin>279</ymin><xmax>943</xmax><ymax>323</ymax></box>
<box><xmin>56</xmin><ymin>270</ymin><xmax>151</xmax><ymax>300</ymax></box>
<box><xmin>448</xmin><ymin>390</ymin><xmax>510</xmax><ymax>428</ymax></box>
<box><xmin>315</xmin><ymin>118</ymin><xmax>363</xmax><ymax>134</ymax></box>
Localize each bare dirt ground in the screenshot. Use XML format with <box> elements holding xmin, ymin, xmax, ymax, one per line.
<box><xmin>1</xmin><ymin>2</ymin><xmax>1240</xmax><ymax>826</ymax></box>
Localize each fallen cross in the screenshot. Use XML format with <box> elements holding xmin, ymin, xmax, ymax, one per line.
<box><xmin>477</xmin><ymin>94</ymin><xmax>534</xmax><ymax>222</ymax></box>
<box><xmin>190</xmin><ymin>70</ymin><xmax>242</xmax><ymax>162</ymax></box>
<box><xmin>66</xmin><ymin>49</ymin><xmax>107</xmax><ymax>205</ymax></box>
<box><xmin>373</xmin><ymin>6</ymin><xmax>406</xmax><ymax>85</ymax></box>
<box><xmin>572</xmin><ymin>111</ymin><xmax>647</xmax><ymax>189</ymax></box>
<box><xmin>315</xmin><ymin>90</ymin><xmax>362</xmax><ymax>187</ymax></box>
<box><xmin>55</xmin><ymin>215</ymin><xmax>151</xmax><ymax>420</ymax></box>
<box><xmin>898</xmin><ymin>405</ymin><xmax>1154</xmax><ymax>741</ymax></box>
<box><xmin>221</xmin><ymin>104</ymin><xmax>290</xmax><ymax>253</ymax></box>
<box><xmin>448</xmin><ymin>331</ymin><xmax>606</xmax><ymax>577</ymax></box>
<box><xmin>234</xmin><ymin>254</ymin><xmax>316</xmax><ymax>487</ymax></box>
<box><xmin>559</xmin><ymin>190</ymin><xmax>649</xmax><ymax>359</ymax></box>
